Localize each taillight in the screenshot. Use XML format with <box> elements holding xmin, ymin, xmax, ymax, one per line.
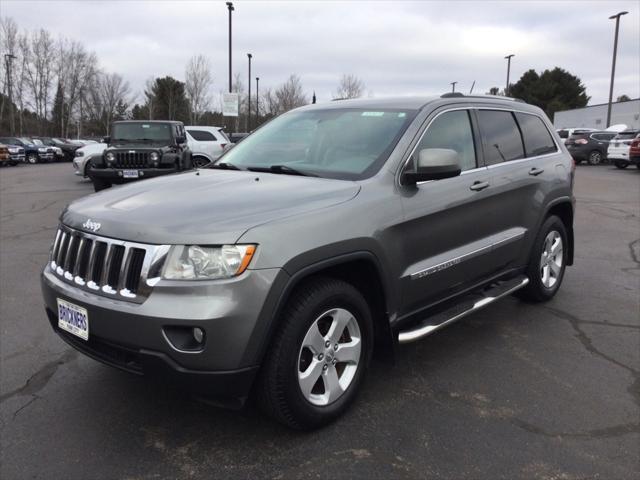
<box><xmin>220</xmin><ymin>143</ymin><xmax>227</xmax><ymax>150</ymax></box>
<box><xmin>575</xmin><ymin>138</ymin><xmax>588</xmax><ymax>145</ymax></box>
<box><xmin>631</xmin><ymin>140</ymin><xmax>640</xmax><ymax>147</ymax></box>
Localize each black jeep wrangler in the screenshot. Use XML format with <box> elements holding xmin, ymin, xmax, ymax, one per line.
<box><xmin>89</xmin><ymin>120</ymin><xmax>193</xmax><ymax>191</ymax></box>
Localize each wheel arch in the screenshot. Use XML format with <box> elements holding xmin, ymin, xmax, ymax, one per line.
<box><xmin>247</xmin><ymin>251</ymin><xmax>396</xmax><ymax>368</ymax></box>
<box><xmin>545</xmin><ymin>198</ymin><xmax>574</xmax><ymax>265</ymax></box>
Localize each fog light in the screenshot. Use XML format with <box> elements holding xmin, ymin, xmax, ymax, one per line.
<box><xmin>118</xmin><ymin>170</ymin><xmax>123</xmax><ymax>176</ymax></box>
<box><xmin>139</xmin><ymin>171</ymin><xmax>144</xmax><ymax>176</ymax></box>
<box><xmin>193</xmin><ymin>327</ymin><xmax>204</xmax><ymax>344</ymax></box>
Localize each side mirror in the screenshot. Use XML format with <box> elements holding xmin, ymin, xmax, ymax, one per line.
<box><xmin>176</xmin><ymin>136</ymin><xmax>186</xmax><ymax>144</ymax></box>
<box><xmin>102</xmin><ymin>136</ymin><xmax>110</xmax><ymax>144</ymax></box>
<box><xmin>402</xmin><ymin>148</ymin><xmax>462</xmax><ymax>184</ymax></box>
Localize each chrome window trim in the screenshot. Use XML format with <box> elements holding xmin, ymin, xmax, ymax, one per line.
<box><xmin>397</xmin><ymin>105</ymin><xmax>561</xmax><ymax>187</ymax></box>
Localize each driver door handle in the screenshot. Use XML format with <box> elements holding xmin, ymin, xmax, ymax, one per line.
<box><xmin>529</xmin><ymin>167</ymin><xmax>544</xmax><ymax>176</ymax></box>
<box><xmin>470</xmin><ymin>181</ymin><xmax>490</xmax><ymax>191</ymax></box>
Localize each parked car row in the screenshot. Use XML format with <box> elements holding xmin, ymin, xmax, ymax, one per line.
<box><xmin>559</xmin><ymin>128</ymin><xmax>640</xmax><ymax>169</ymax></box>
<box><xmin>0</xmin><ymin>143</ymin><xmax>25</xmax><ymax>166</ymax></box>
<box><xmin>0</xmin><ymin>136</ymin><xmax>87</xmax><ymax>164</ymax></box>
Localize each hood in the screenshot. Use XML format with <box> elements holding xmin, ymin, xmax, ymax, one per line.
<box><xmin>61</xmin><ymin>169</ymin><xmax>360</xmax><ymax>244</ymax></box>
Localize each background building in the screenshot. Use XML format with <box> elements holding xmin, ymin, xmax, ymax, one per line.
<box><xmin>553</xmin><ymin>99</ymin><xmax>640</xmax><ymax>129</ymax></box>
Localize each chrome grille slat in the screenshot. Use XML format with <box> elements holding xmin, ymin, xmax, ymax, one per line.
<box><xmin>72</xmin><ymin>238</ymin><xmax>86</xmax><ymax>277</ymax></box>
<box><xmin>48</xmin><ymin>225</ymin><xmax>162</xmax><ymax>304</ymax></box>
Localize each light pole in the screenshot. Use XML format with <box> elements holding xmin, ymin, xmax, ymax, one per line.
<box><xmin>255</xmin><ymin>76</ymin><xmax>259</xmax><ymax>124</ymax></box>
<box><xmin>4</xmin><ymin>53</ymin><xmax>16</xmax><ymax>135</ymax></box>
<box><xmin>450</xmin><ymin>81</ymin><xmax>457</xmax><ymax>93</ymax></box>
<box><xmin>247</xmin><ymin>53</ymin><xmax>252</xmax><ymax>131</ymax></box>
<box><xmin>606</xmin><ymin>11</ymin><xmax>628</xmax><ymax>127</ymax></box>
<box><xmin>226</xmin><ymin>2</ymin><xmax>234</xmax><ymax>93</ymax></box>
<box><xmin>504</xmin><ymin>54</ymin><xmax>515</xmax><ymax>96</ymax></box>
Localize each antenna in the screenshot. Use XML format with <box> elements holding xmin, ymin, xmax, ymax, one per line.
<box><xmin>469</xmin><ymin>81</ymin><xmax>475</xmax><ymax>94</ymax></box>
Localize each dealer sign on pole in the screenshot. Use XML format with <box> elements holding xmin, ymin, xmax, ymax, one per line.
<box><xmin>222</xmin><ymin>93</ymin><xmax>239</xmax><ymax>117</ymax></box>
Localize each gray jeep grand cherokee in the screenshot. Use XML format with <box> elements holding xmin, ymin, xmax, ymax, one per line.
<box><xmin>41</xmin><ymin>94</ymin><xmax>575</xmax><ymax>429</ymax></box>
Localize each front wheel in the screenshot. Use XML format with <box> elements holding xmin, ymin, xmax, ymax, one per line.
<box><xmin>91</xmin><ymin>177</ymin><xmax>111</xmax><ymax>192</ymax></box>
<box><xmin>614</xmin><ymin>160</ymin><xmax>629</xmax><ymax>169</ymax></box>
<box><xmin>27</xmin><ymin>154</ymin><xmax>38</xmax><ymax>164</ymax></box>
<box><xmin>587</xmin><ymin>150</ymin><xmax>603</xmax><ymax>165</ymax></box>
<box><xmin>519</xmin><ymin>215</ymin><xmax>568</xmax><ymax>302</ymax></box>
<box><xmin>257</xmin><ymin>277</ymin><xmax>373</xmax><ymax>430</ymax></box>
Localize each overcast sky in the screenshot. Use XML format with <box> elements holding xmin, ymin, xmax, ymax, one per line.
<box><xmin>2</xmin><ymin>0</ymin><xmax>639</xmax><ymax>107</ymax></box>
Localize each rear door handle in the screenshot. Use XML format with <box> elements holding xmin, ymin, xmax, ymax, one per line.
<box><xmin>470</xmin><ymin>181</ymin><xmax>490</xmax><ymax>191</ymax></box>
<box><xmin>529</xmin><ymin>167</ymin><xmax>544</xmax><ymax>176</ymax></box>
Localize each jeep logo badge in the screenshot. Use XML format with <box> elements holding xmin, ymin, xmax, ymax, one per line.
<box><xmin>82</xmin><ymin>219</ymin><xmax>101</xmax><ymax>233</ymax></box>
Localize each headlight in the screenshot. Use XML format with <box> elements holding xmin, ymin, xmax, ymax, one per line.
<box><xmin>75</xmin><ymin>150</ymin><xmax>84</xmax><ymax>157</ymax></box>
<box><xmin>8</xmin><ymin>147</ymin><xmax>18</xmax><ymax>153</ymax></box>
<box><xmin>163</xmin><ymin>245</ymin><xmax>256</xmax><ymax>280</ymax></box>
<box><xmin>38</xmin><ymin>147</ymin><xmax>47</xmax><ymax>152</ymax></box>
<box><xmin>149</xmin><ymin>152</ymin><xmax>159</xmax><ymax>162</ymax></box>
<box><xmin>105</xmin><ymin>152</ymin><xmax>115</xmax><ymax>162</ymax></box>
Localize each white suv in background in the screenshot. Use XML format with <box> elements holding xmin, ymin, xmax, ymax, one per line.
<box><xmin>185</xmin><ymin>126</ymin><xmax>229</xmax><ymax>167</ymax></box>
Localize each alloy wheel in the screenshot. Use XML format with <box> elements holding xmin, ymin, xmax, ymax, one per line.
<box><xmin>540</xmin><ymin>230</ymin><xmax>563</xmax><ymax>289</ymax></box>
<box><xmin>297</xmin><ymin>308</ymin><xmax>361</xmax><ymax>406</ymax></box>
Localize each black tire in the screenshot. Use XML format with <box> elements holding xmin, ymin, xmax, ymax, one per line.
<box><xmin>192</xmin><ymin>156</ymin><xmax>210</xmax><ymax>168</ymax></box>
<box><xmin>614</xmin><ymin>160</ymin><xmax>629</xmax><ymax>169</ymax></box>
<box><xmin>92</xmin><ymin>177</ymin><xmax>111</xmax><ymax>192</ymax></box>
<box><xmin>27</xmin><ymin>154</ymin><xmax>39</xmax><ymax>164</ymax></box>
<box><xmin>257</xmin><ymin>276</ymin><xmax>374</xmax><ymax>430</ymax></box>
<box><xmin>587</xmin><ymin>150</ymin><xmax>603</xmax><ymax>165</ymax></box>
<box><xmin>9</xmin><ymin>161</ymin><xmax>18</xmax><ymax>166</ymax></box>
<box><xmin>519</xmin><ymin>215</ymin><xmax>568</xmax><ymax>302</ymax></box>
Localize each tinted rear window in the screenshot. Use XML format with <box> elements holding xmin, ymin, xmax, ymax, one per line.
<box><xmin>615</xmin><ymin>132</ymin><xmax>639</xmax><ymax>140</ymax></box>
<box><xmin>477</xmin><ymin>110</ymin><xmax>525</xmax><ymax>165</ymax></box>
<box><xmin>515</xmin><ymin>113</ymin><xmax>557</xmax><ymax>157</ymax></box>
<box><xmin>187</xmin><ymin>129</ymin><xmax>217</xmax><ymax>141</ymax></box>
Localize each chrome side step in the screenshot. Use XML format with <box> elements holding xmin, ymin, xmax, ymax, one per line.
<box><xmin>397</xmin><ymin>275</ymin><xmax>529</xmax><ymax>344</ymax></box>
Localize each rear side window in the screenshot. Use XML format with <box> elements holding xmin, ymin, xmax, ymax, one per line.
<box><xmin>515</xmin><ymin>113</ymin><xmax>557</xmax><ymax>157</ymax></box>
<box><xmin>415</xmin><ymin>110</ymin><xmax>477</xmax><ymax>171</ymax></box>
<box><xmin>187</xmin><ymin>129</ymin><xmax>217</xmax><ymax>141</ymax></box>
<box><xmin>477</xmin><ymin>110</ymin><xmax>524</xmax><ymax>165</ymax></box>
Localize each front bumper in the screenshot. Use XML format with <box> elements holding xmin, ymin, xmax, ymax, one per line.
<box><xmin>42</xmin><ymin>263</ymin><xmax>287</xmax><ymax>401</ymax></box>
<box><xmin>9</xmin><ymin>153</ymin><xmax>25</xmax><ymax>163</ymax></box>
<box><xmin>89</xmin><ymin>167</ymin><xmax>178</xmax><ymax>182</ymax></box>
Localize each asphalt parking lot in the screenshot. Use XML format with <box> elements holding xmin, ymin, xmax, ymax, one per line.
<box><xmin>1</xmin><ymin>162</ymin><xmax>638</xmax><ymax>479</ymax></box>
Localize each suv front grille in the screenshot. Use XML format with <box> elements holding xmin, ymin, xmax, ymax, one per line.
<box><xmin>114</xmin><ymin>151</ymin><xmax>150</xmax><ymax>168</ymax></box>
<box><xmin>49</xmin><ymin>225</ymin><xmax>170</xmax><ymax>303</ymax></box>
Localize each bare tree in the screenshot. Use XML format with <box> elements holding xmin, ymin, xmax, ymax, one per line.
<box><xmin>334</xmin><ymin>74</ymin><xmax>365</xmax><ymax>100</ymax></box>
<box><xmin>99</xmin><ymin>72</ymin><xmax>130</xmax><ymax>134</ymax></box>
<box><xmin>0</xmin><ymin>17</ymin><xmax>19</xmax><ymax>127</ymax></box>
<box><xmin>23</xmin><ymin>28</ymin><xmax>55</xmax><ymax>133</ymax></box>
<box><xmin>57</xmin><ymin>39</ymin><xmax>98</xmax><ymax>137</ymax></box>
<box><xmin>274</xmin><ymin>74</ymin><xmax>307</xmax><ymax>113</ymax></box>
<box><xmin>185</xmin><ymin>54</ymin><xmax>213</xmax><ymax>125</ymax></box>
<box><xmin>144</xmin><ymin>77</ymin><xmax>155</xmax><ymax>120</ymax></box>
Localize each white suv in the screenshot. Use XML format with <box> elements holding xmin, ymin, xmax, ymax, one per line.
<box><xmin>185</xmin><ymin>126</ymin><xmax>230</xmax><ymax>167</ymax></box>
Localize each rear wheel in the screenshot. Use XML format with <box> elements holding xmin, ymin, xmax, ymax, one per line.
<box><xmin>192</xmin><ymin>156</ymin><xmax>210</xmax><ymax>168</ymax></box>
<box><xmin>519</xmin><ymin>215</ymin><xmax>568</xmax><ymax>302</ymax></box>
<box><xmin>587</xmin><ymin>150</ymin><xmax>602</xmax><ymax>165</ymax></box>
<box><xmin>257</xmin><ymin>277</ymin><xmax>373</xmax><ymax>430</ymax></box>
<box><xmin>614</xmin><ymin>160</ymin><xmax>629</xmax><ymax>169</ymax></box>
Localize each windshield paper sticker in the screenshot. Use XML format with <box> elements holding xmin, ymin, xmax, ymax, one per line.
<box><xmin>361</xmin><ymin>112</ymin><xmax>385</xmax><ymax>117</ymax></box>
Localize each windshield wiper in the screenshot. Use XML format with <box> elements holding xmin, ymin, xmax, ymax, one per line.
<box><xmin>246</xmin><ymin>165</ymin><xmax>317</xmax><ymax>177</ymax></box>
<box><xmin>206</xmin><ymin>161</ymin><xmax>243</xmax><ymax>170</ymax></box>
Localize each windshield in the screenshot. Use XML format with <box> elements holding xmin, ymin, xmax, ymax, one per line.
<box><xmin>219</xmin><ymin>108</ymin><xmax>416</xmax><ymax>180</ymax></box>
<box><xmin>19</xmin><ymin>137</ymin><xmax>33</xmax><ymax>144</ymax></box>
<box><xmin>111</xmin><ymin>123</ymin><xmax>173</xmax><ymax>143</ymax></box>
